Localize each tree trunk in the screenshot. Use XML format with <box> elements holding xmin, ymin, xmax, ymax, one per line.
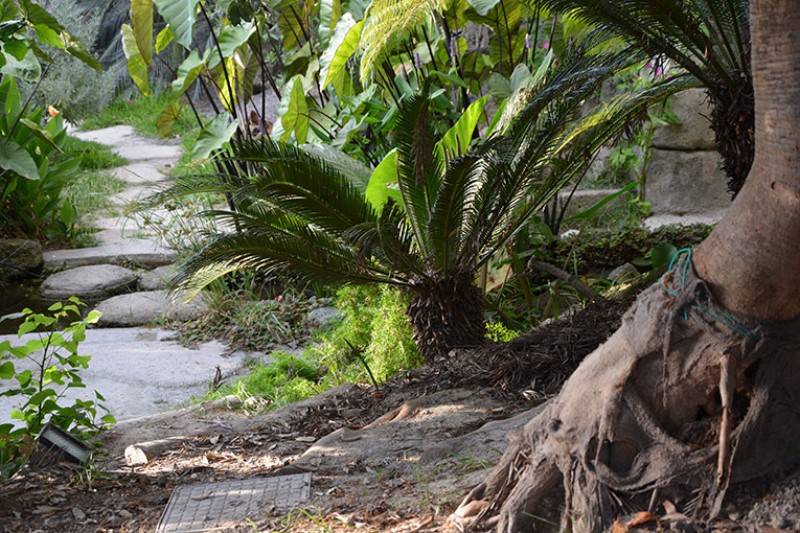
<box><xmin>452</xmin><ymin>1</ymin><xmax>800</xmax><ymax>530</ymax></box>
<box><xmin>406</xmin><ymin>272</ymin><xmax>486</xmax><ymax>362</ymax></box>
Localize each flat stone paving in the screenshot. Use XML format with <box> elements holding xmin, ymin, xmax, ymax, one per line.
<box><xmin>156</xmin><ymin>474</ymin><xmax>311</xmax><ymax>533</ymax></box>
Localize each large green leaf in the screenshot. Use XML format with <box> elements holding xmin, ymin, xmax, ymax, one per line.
<box><xmin>171</xmin><ymin>48</ymin><xmax>207</xmax><ymax>96</ymax></box>
<box><xmin>0</xmin><ymin>140</ymin><xmax>39</xmax><ymax>179</ymax></box>
<box><xmin>19</xmin><ymin>0</ymin><xmax>100</xmax><ymax>70</ymax></box>
<box><xmin>121</xmin><ymin>24</ymin><xmax>150</xmax><ymax>96</ymax></box>
<box><xmin>131</xmin><ymin>0</ymin><xmax>154</xmax><ymax>66</ymax></box>
<box><xmin>279</xmin><ymin>77</ymin><xmax>309</xmax><ymax>143</ymax></box>
<box><xmin>0</xmin><ymin>46</ymin><xmax>40</xmax><ymax>82</ymax></box>
<box><xmin>319</xmin><ymin>0</ymin><xmax>342</xmax><ymax>48</ymax></box>
<box><xmin>467</xmin><ymin>0</ymin><xmax>502</xmax><ymax>16</ymax></box>
<box><xmin>19</xmin><ymin>118</ymin><xmax>61</xmax><ymax>152</ymax></box>
<box><xmin>365</xmin><ymin>148</ymin><xmax>400</xmax><ymax>214</ymax></box>
<box><xmin>155</xmin><ymin>25</ymin><xmax>174</xmax><ymax>53</ymax></box>
<box><xmin>152</xmin><ymin>0</ymin><xmax>199</xmax><ymax>48</ymax></box>
<box><xmin>207</xmin><ymin>21</ymin><xmax>256</xmax><ymax>69</ymax></box>
<box><xmin>191</xmin><ymin>113</ymin><xmax>238</xmax><ymax>160</ymax></box>
<box><xmin>321</xmin><ymin>15</ymin><xmax>361</xmax><ymax>89</ymax></box>
<box><xmin>436</xmin><ymin>95</ymin><xmax>489</xmax><ymax>162</ymax></box>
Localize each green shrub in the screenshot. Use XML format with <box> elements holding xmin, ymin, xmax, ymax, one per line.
<box><xmin>0</xmin><ymin>299</ymin><xmax>115</xmax><ymax>478</ymax></box>
<box><xmin>20</xmin><ymin>2</ymin><xmax>117</xmax><ymax>123</ymax></box>
<box><xmin>308</xmin><ymin>284</ymin><xmax>421</xmax><ymax>384</ymax></box>
<box><xmin>209</xmin><ymin>351</ymin><xmax>321</xmax><ymax>409</ymax></box>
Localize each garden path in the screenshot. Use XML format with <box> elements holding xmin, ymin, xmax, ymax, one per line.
<box><xmin>0</xmin><ymin>126</ymin><xmax>258</xmax><ymax>427</ymax></box>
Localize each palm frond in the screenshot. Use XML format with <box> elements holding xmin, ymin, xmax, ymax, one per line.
<box><xmin>227</xmin><ymin>138</ymin><xmax>377</xmax><ymax>235</ymax></box>
<box><xmin>392</xmin><ymin>90</ymin><xmax>444</xmax><ymax>261</ymax></box>
<box><xmin>534</xmin><ymin>0</ymin><xmax>750</xmax><ymax>95</ymax></box>
<box><xmin>359</xmin><ymin>0</ymin><xmax>445</xmax><ymax>83</ymax></box>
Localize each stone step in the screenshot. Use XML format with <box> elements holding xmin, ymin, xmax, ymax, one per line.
<box><xmin>41</xmin><ymin>264</ymin><xmax>139</xmax><ymax>300</ymax></box>
<box><xmin>44</xmin><ymin>240</ymin><xmax>177</xmax><ymax>270</ymax></box>
<box><xmin>643</xmin><ymin>211</ymin><xmax>726</xmax><ymax>229</ymax></box>
<box><xmin>94</xmin><ymin>290</ymin><xmax>207</xmax><ymax>327</ymax></box>
<box><xmin>72</xmin><ymin>125</ymin><xmax>181</xmax><ymax>164</ymax></box>
<box><xmin>112</xmin><ymin>164</ymin><xmax>170</xmax><ymax>185</ymax></box>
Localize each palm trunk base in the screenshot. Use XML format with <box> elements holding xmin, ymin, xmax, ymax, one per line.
<box><xmin>407</xmin><ymin>274</ymin><xmax>486</xmax><ymax>362</ymax></box>
<box><xmin>452</xmin><ymin>257</ymin><xmax>800</xmax><ymax>531</ymax></box>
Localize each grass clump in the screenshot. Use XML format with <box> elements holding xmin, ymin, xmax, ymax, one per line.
<box><xmin>80</xmin><ymin>92</ymin><xmax>196</xmax><ymax>138</ymax></box>
<box><xmin>59</xmin><ymin>136</ymin><xmax>128</xmax><ymax>170</ymax></box>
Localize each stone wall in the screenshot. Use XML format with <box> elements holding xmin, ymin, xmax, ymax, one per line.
<box><xmin>645</xmin><ymin>89</ymin><xmax>732</xmax><ymax>216</ymax></box>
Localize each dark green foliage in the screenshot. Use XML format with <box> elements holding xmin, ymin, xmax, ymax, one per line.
<box><xmin>160</xmin><ymin>44</ymin><xmax>693</xmax><ymax>362</ymax></box>
<box><xmin>536</xmin><ymin>0</ymin><xmax>752</xmax><ymax>194</ymax></box>
<box><xmin>550</xmin><ymin>224</ymin><xmax>713</xmax><ymax>272</ymax></box>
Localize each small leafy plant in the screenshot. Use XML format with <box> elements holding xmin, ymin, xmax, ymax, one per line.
<box><xmin>0</xmin><ymin>298</ymin><xmax>115</xmax><ymax>478</ymax></box>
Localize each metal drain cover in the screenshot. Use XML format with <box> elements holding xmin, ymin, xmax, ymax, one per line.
<box><xmin>156</xmin><ymin>474</ymin><xmax>312</xmax><ymax>532</ymax></box>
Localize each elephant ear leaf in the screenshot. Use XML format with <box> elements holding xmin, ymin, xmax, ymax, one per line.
<box><xmin>436</xmin><ymin>95</ymin><xmax>489</xmax><ymax>162</ymax></box>
<box><xmin>366</xmin><ymin>148</ymin><xmax>401</xmax><ymax>215</ymax></box>
<box><xmin>279</xmin><ymin>77</ymin><xmax>309</xmax><ymax>144</ymax></box>
<box><xmin>321</xmin><ymin>15</ymin><xmax>362</xmax><ymax>91</ymax></box>
<box><xmin>191</xmin><ymin>113</ymin><xmax>238</xmax><ymax>160</ymax></box>
<box><xmin>130</xmin><ymin>0</ymin><xmax>154</xmax><ymax>66</ymax></box>
<box><xmin>152</xmin><ymin>0</ymin><xmax>200</xmax><ymax>49</ymax></box>
<box><xmin>0</xmin><ymin>140</ymin><xmax>40</xmax><ymax>180</ymax></box>
<box><xmin>121</xmin><ymin>24</ymin><xmax>150</xmax><ymax>96</ymax></box>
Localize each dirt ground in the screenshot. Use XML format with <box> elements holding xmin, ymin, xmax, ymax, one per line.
<box><xmin>1</xmin><ymin>300</ymin><xmax>799</xmax><ymax>532</ymax></box>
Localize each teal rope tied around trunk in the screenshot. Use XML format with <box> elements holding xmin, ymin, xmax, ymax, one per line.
<box><xmin>660</xmin><ymin>248</ymin><xmax>761</xmax><ymax>341</ymax></box>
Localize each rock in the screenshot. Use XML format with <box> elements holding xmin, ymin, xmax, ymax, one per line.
<box><xmin>40</xmin><ymin>265</ymin><xmax>138</xmax><ymax>300</ymax></box>
<box><xmin>607</xmin><ymin>263</ymin><xmax>640</xmax><ymax>283</ymax></box>
<box><xmin>556</xmin><ymin>188</ymin><xmax>625</xmax><ymax>218</ymax></box>
<box><xmin>645</xmin><ymin>149</ymin><xmax>731</xmax><ymax>215</ymax></box>
<box><xmin>0</xmin><ymin>239</ymin><xmax>43</xmax><ymax>282</ymax></box>
<box><xmin>306</xmin><ymin>306</ymin><xmax>342</xmax><ymax>329</ymax></box>
<box><xmin>652</xmin><ymin>89</ymin><xmax>716</xmax><ymax>150</ymax></box>
<box><xmin>138</xmin><ymin>265</ymin><xmax>178</xmax><ymax>291</ymax></box>
<box><xmin>94</xmin><ymin>290</ymin><xmax>208</xmax><ymax>327</ymax></box>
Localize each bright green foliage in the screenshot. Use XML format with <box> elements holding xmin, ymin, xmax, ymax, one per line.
<box><xmin>0</xmin><ymin>77</ymin><xmax>83</xmax><ymax>242</ymax></box>
<box><xmin>485</xmin><ymin>321</ymin><xmax>521</xmax><ymax>343</ymax></box>
<box><xmin>306</xmin><ymin>284</ymin><xmax>420</xmax><ymax>384</ymax></box>
<box><xmin>0</xmin><ymin>299</ymin><xmax>115</xmax><ymax>478</ymax></box>
<box><xmin>208</xmin><ymin>351</ymin><xmax>321</xmax><ymax>409</ymax></box>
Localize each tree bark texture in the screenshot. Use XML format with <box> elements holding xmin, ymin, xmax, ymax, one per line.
<box><xmin>407</xmin><ymin>271</ymin><xmax>486</xmax><ymax>361</ymax></box>
<box><xmin>452</xmin><ymin>0</ymin><xmax>800</xmax><ymax>530</ymax></box>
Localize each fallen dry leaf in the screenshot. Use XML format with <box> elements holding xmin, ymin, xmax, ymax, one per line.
<box><xmin>629</xmin><ymin>511</ymin><xmax>659</xmax><ymax>526</ymax></box>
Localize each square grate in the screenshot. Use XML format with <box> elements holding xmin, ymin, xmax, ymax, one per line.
<box><xmin>156</xmin><ymin>474</ymin><xmax>312</xmax><ymax>532</ymax></box>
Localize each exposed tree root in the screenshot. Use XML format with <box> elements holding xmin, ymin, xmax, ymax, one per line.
<box><xmin>452</xmin><ymin>256</ymin><xmax>800</xmax><ymax>531</ymax></box>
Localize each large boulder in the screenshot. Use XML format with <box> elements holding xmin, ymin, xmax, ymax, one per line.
<box><xmin>652</xmin><ymin>88</ymin><xmax>716</xmax><ymax>150</ymax></box>
<box><xmin>94</xmin><ymin>290</ymin><xmax>207</xmax><ymax>327</ymax></box>
<box><xmin>41</xmin><ymin>264</ymin><xmax>138</xmax><ymax>300</ymax></box>
<box><xmin>0</xmin><ymin>239</ymin><xmax>43</xmax><ymax>283</ymax></box>
<box><xmin>645</xmin><ymin>149</ymin><xmax>731</xmax><ymax>215</ymax></box>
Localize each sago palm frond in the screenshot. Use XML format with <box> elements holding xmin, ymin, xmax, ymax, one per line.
<box><xmin>533</xmin><ymin>0</ymin><xmax>752</xmax><ymax>194</ymax></box>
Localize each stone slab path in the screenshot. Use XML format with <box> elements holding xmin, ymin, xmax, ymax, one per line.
<box><xmin>0</xmin><ymin>328</ymin><xmax>255</xmax><ymax>422</ymax></box>
<box><xmin>1</xmin><ymin>125</ymin><xmax>254</xmax><ymax>427</ymax></box>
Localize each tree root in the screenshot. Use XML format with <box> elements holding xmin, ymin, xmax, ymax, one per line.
<box><xmin>452</xmin><ymin>256</ymin><xmax>800</xmax><ymax>531</ymax></box>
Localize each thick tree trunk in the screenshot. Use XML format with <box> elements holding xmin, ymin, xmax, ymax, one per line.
<box><xmin>452</xmin><ymin>1</ymin><xmax>800</xmax><ymax>530</ymax></box>
<box><xmin>406</xmin><ymin>272</ymin><xmax>486</xmax><ymax>362</ymax></box>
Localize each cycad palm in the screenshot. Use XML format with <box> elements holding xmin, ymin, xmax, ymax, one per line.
<box><xmin>170</xmin><ymin>48</ymin><xmax>692</xmax><ymax>361</ymax></box>
<box><xmin>535</xmin><ymin>0</ymin><xmax>752</xmax><ymax>194</ymax></box>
